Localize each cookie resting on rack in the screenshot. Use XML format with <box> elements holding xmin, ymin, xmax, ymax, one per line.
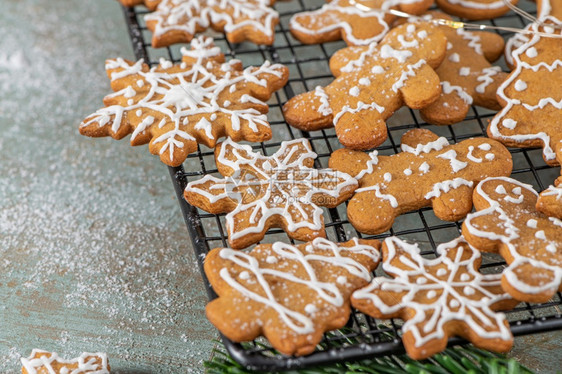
<box><xmin>435</xmin><ymin>0</ymin><xmax>518</xmax><ymax>20</ymax></box>
<box><xmin>462</xmin><ymin>177</ymin><xmax>562</xmax><ymax>303</ymax></box>
<box><xmin>283</xmin><ymin>22</ymin><xmax>447</xmax><ymax>151</ymax></box>
<box><xmin>205</xmin><ymin>237</ymin><xmax>381</xmax><ymax>356</ymax></box>
<box><xmin>79</xmin><ymin>36</ymin><xmax>288</xmax><ymax>167</ymax></box>
<box><xmin>352</xmin><ymin>236</ymin><xmax>518</xmax><ymax>360</ymax></box>
<box><xmin>414</xmin><ymin>12</ymin><xmax>507</xmax><ymax>125</ymax></box>
<box><xmin>145</xmin><ymin>0</ymin><xmax>279</xmax><ymax>47</ymax></box>
<box><xmin>184</xmin><ymin>138</ymin><xmax>358</xmax><ymax>249</ymax></box>
<box><xmin>289</xmin><ymin>0</ymin><xmax>433</xmax><ymax>46</ymax></box>
<box><xmin>328</xmin><ymin>128</ymin><xmax>512</xmax><ymax>234</ymax></box>
<box><xmin>22</xmin><ymin>349</ymin><xmax>110</xmax><ymax>374</ymax></box>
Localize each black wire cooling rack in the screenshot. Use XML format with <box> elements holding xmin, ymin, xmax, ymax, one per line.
<box><xmin>121</xmin><ymin>1</ymin><xmax>562</xmax><ymax>371</ymax></box>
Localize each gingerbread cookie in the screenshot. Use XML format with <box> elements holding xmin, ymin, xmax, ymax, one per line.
<box><xmin>185</xmin><ymin>138</ymin><xmax>358</xmax><ymax>249</ymax></box>
<box><xmin>205</xmin><ymin>237</ymin><xmax>381</xmax><ymax>356</ymax></box>
<box><xmin>289</xmin><ymin>0</ymin><xmax>433</xmax><ymax>46</ymax></box>
<box><xmin>435</xmin><ymin>0</ymin><xmax>518</xmax><ymax>20</ymax></box>
<box><xmin>537</xmin><ymin>185</ymin><xmax>562</xmax><ymax>219</ymax></box>
<box><xmin>329</xmin><ymin>128</ymin><xmax>512</xmax><ymax>234</ymax></box>
<box><xmin>283</xmin><ymin>22</ymin><xmax>447</xmax><ymax>150</ymax></box>
<box><xmin>505</xmin><ymin>0</ymin><xmax>562</xmax><ymax>68</ymax></box>
<box><xmin>462</xmin><ymin>177</ymin><xmax>562</xmax><ymax>303</ymax></box>
<box><xmin>416</xmin><ymin>13</ymin><xmax>507</xmax><ymax>125</ymax></box>
<box><xmin>118</xmin><ymin>0</ymin><xmax>161</xmax><ymax>10</ymax></box>
<box><xmin>489</xmin><ymin>18</ymin><xmax>562</xmax><ymax>187</ymax></box>
<box><xmin>145</xmin><ymin>0</ymin><xmax>279</xmax><ymax>47</ymax></box>
<box><xmin>22</xmin><ymin>350</ymin><xmax>109</xmax><ymax>374</ymax></box>
<box><xmin>80</xmin><ymin>37</ymin><xmax>288</xmax><ymax>167</ymax></box>
<box><xmin>352</xmin><ymin>236</ymin><xmax>518</xmax><ymax>360</ymax></box>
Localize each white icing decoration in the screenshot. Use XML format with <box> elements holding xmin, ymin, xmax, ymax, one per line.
<box><xmin>475</xmin><ymin>66</ymin><xmax>501</xmax><ymax>94</ymax></box>
<box><xmin>449</xmin><ymin>53</ymin><xmax>460</xmax><ymax>63</ymax></box>
<box><xmin>459</xmin><ymin>67</ymin><xmax>470</xmax><ymax>76</ymax></box>
<box><xmin>314</xmin><ymin>86</ymin><xmax>333</xmax><ymax>116</ymax></box>
<box><xmin>502</xmin><ymin>119</ymin><xmax>517</xmax><ymax>129</ymax></box>
<box><xmin>349</xmin><ymin>86</ymin><xmax>360</xmax><ymax>97</ymax></box>
<box><xmin>437</xmin><ymin>150</ymin><xmax>468</xmax><ymax>173</ymax></box>
<box><xmin>401</xmin><ymin>137</ymin><xmax>449</xmax><ymax>155</ymax></box>
<box><xmin>425</xmin><ymin>178</ymin><xmax>473</xmax><ymax>199</ymax></box>
<box><xmin>404</xmin><ymin>168</ymin><xmax>412</xmax><ymax>176</ymax></box>
<box><xmin>392</xmin><ymin>59</ymin><xmax>426</xmax><ymax>92</ymax></box>
<box><xmin>514</xmin><ymin>79</ymin><xmax>527</xmax><ymax>91</ymax></box>
<box><xmin>541</xmin><ymin>185</ymin><xmax>562</xmax><ymax>200</ymax></box>
<box><xmin>441</xmin><ymin>82</ymin><xmax>473</xmax><ymax>105</ymax></box>
<box><xmin>383</xmin><ymin>172</ymin><xmax>392</xmax><ymax>182</ymax></box>
<box><xmin>419</xmin><ymin>161</ymin><xmax>430</xmax><ymax>174</ymax></box>
<box><xmin>359</xmin><ymin>77</ymin><xmax>371</xmax><ymax>86</ymax></box>
<box><xmin>21</xmin><ymin>350</ymin><xmax>109</xmax><ymax>374</ymax></box>
<box><xmin>526</xmin><ymin>218</ymin><xmax>537</xmax><ymax>228</ymax></box>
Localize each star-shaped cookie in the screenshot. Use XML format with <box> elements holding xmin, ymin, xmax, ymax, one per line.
<box><xmin>80</xmin><ymin>37</ymin><xmax>288</xmax><ymax>167</ymax></box>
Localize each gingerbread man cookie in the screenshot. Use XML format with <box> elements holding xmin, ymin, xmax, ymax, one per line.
<box><xmin>22</xmin><ymin>350</ymin><xmax>109</xmax><ymax>374</ymax></box>
<box><xmin>283</xmin><ymin>22</ymin><xmax>447</xmax><ymax>150</ymax></box>
<box><xmin>537</xmin><ymin>185</ymin><xmax>562</xmax><ymax>219</ymax></box>
<box><xmin>435</xmin><ymin>0</ymin><xmax>518</xmax><ymax>20</ymax></box>
<box><xmin>289</xmin><ymin>0</ymin><xmax>433</xmax><ymax>46</ymax></box>
<box><xmin>145</xmin><ymin>0</ymin><xmax>279</xmax><ymax>47</ymax></box>
<box><xmin>489</xmin><ymin>18</ymin><xmax>562</xmax><ymax>217</ymax></box>
<box><xmin>329</xmin><ymin>128</ymin><xmax>512</xmax><ymax>234</ymax></box>
<box><xmin>416</xmin><ymin>13</ymin><xmax>507</xmax><ymax>125</ymax></box>
<box><xmin>352</xmin><ymin>236</ymin><xmax>518</xmax><ymax>360</ymax></box>
<box><xmin>462</xmin><ymin>177</ymin><xmax>562</xmax><ymax>303</ymax></box>
<box><xmin>80</xmin><ymin>37</ymin><xmax>288</xmax><ymax>167</ymax></box>
<box><xmin>205</xmin><ymin>238</ymin><xmax>381</xmax><ymax>356</ymax></box>
<box><xmin>185</xmin><ymin>138</ymin><xmax>358</xmax><ymax>249</ymax></box>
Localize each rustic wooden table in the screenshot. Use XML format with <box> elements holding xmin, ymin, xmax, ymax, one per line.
<box><xmin>0</xmin><ymin>0</ymin><xmax>559</xmax><ymax>372</ymax></box>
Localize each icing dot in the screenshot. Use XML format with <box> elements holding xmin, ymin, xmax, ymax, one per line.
<box><xmin>436</xmin><ymin>268</ymin><xmax>447</xmax><ymax>277</ymax></box>
<box><xmin>514</xmin><ymin>79</ymin><xmax>527</xmax><ymax>91</ymax></box>
<box><xmin>485</xmin><ymin>153</ymin><xmax>495</xmax><ymax>160</ymax></box>
<box><xmin>359</xmin><ymin>77</ymin><xmax>371</xmax><ymax>86</ymax></box>
<box><xmin>502</xmin><ymin>119</ymin><xmax>517</xmax><ymax>129</ymax></box>
<box><xmin>460</xmin><ymin>274</ymin><xmax>470</xmax><ymax>281</ymax></box>
<box><xmin>416</xmin><ymin>277</ymin><xmax>427</xmax><ymax>285</ymax></box>
<box><xmin>535</xmin><ymin>230</ymin><xmax>546</xmax><ymax>240</ymax></box>
<box><xmin>336</xmin><ymin>276</ymin><xmax>347</xmax><ymax>284</ymax></box>
<box><xmin>447</xmin><ymin>42</ymin><xmax>453</xmax><ymax>50</ymax></box>
<box><xmin>527</xmin><ymin>219</ymin><xmax>538</xmax><ymax>228</ymax></box>
<box><xmin>526</xmin><ymin>47</ymin><xmax>538</xmax><ymax>58</ymax></box>
<box><xmin>371</xmin><ymin>66</ymin><xmax>384</xmax><ymax>74</ymax></box>
<box><xmin>305</xmin><ymin>304</ymin><xmax>318</xmax><ymax>314</ymax></box>
<box><xmin>407</xmin><ymin>24</ymin><xmax>416</xmax><ymax>33</ymax></box>
<box><xmin>180</xmin><ymin>62</ymin><xmax>187</xmax><ymax>69</ymax></box>
<box><xmin>449</xmin><ymin>299</ymin><xmax>460</xmax><ymax>308</ymax></box>
<box><xmin>495</xmin><ymin>185</ymin><xmax>507</xmax><ymax>194</ymax></box>
<box><xmin>546</xmin><ymin>244</ymin><xmax>557</xmax><ymax>253</ymax></box>
<box><xmin>210</xmin><ymin>113</ymin><xmax>217</xmax><ymax>121</ymax></box>
<box><xmin>427</xmin><ymin>290</ymin><xmax>437</xmax><ymax>298</ymax></box>
<box><xmin>417</xmin><ymin>30</ymin><xmax>428</xmax><ymax>38</ymax></box>
<box><xmin>266</xmin><ymin>256</ymin><xmax>277</xmax><ymax>264</ymax></box>
<box><xmin>478</xmin><ymin>144</ymin><xmax>491</xmax><ymax>151</ymax></box>
<box><xmin>448</xmin><ymin>53</ymin><xmax>460</xmax><ymax>63</ymax></box>
<box><xmin>419</xmin><ymin>162</ymin><xmax>430</xmax><ymax>174</ymax></box>
<box><xmin>224</xmin><ymin>100</ymin><xmax>231</xmax><ymax>107</ymax></box>
<box><xmin>239</xmin><ymin>271</ymin><xmax>250</xmax><ymax>280</ymax></box>
<box><xmin>463</xmin><ymin>286</ymin><xmax>475</xmax><ymax>296</ymax></box>
<box><xmin>383</xmin><ymin>172</ymin><xmax>392</xmax><ymax>182</ymax></box>
<box><xmin>459</xmin><ymin>67</ymin><xmax>470</xmax><ymax>76</ymax></box>
<box><xmin>127</xmin><ymin>99</ymin><xmax>134</xmax><ymax>105</ymax></box>
<box><xmin>349</xmin><ymin>86</ymin><xmax>360</xmax><ymax>97</ymax></box>
<box><xmin>404</xmin><ymin>168</ymin><xmax>412</xmax><ymax>176</ymax></box>
<box><xmin>512</xmin><ymin>187</ymin><xmax>522</xmax><ymax>195</ymax></box>
<box><xmin>136</xmin><ymin>79</ymin><xmax>144</xmax><ymax>87</ymax></box>
<box><xmin>136</xmin><ymin>109</ymin><xmax>142</xmax><ymax>117</ymax></box>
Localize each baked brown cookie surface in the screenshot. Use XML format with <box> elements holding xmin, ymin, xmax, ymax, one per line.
<box><xmin>435</xmin><ymin>0</ymin><xmax>518</xmax><ymax>20</ymax></box>
<box><xmin>352</xmin><ymin>236</ymin><xmax>518</xmax><ymax>360</ymax></box>
<box><xmin>329</xmin><ymin>128</ymin><xmax>512</xmax><ymax>234</ymax></box>
<box><xmin>80</xmin><ymin>37</ymin><xmax>288</xmax><ymax>167</ymax></box>
<box><xmin>22</xmin><ymin>350</ymin><xmax>110</xmax><ymax>374</ymax></box>
<box><xmin>205</xmin><ymin>238</ymin><xmax>381</xmax><ymax>356</ymax></box>
<box><xmin>462</xmin><ymin>177</ymin><xmax>562</xmax><ymax>303</ymax></box>
<box><xmin>283</xmin><ymin>22</ymin><xmax>447</xmax><ymax>150</ymax></box>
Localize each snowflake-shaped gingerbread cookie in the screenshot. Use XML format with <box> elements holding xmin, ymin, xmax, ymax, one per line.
<box><xmin>329</xmin><ymin>128</ymin><xmax>512</xmax><ymax>234</ymax></box>
<box><xmin>205</xmin><ymin>237</ymin><xmax>381</xmax><ymax>356</ymax></box>
<box><xmin>463</xmin><ymin>177</ymin><xmax>562</xmax><ymax>303</ymax></box>
<box><xmin>184</xmin><ymin>138</ymin><xmax>358</xmax><ymax>248</ymax></box>
<box><xmin>352</xmin><ymin>236</ymin><xmax>518</xmax><ymax>360</ymax></box>
<box><xmin>80</xmin><ymin>37</ymin><xmax>288</xmax><ymax>167</ymax></box>
<box><xmin>145</xmin><ymin>0</ymin><xmax>279</xmax><ymax>47</ymax></box>
<box><xmin>22</xmin><ymin>350</ymin><xmax>109</xmax><ymax>374</ymax></box>
<box><xmin>283</xmin><ymin>22</ymin><xmax>447</xmax><ymax>150</ymax></box>
<box><xmin>289</xmin><ymin>0</ymin><xmax>433</xmax><ymax>46</ymax></box>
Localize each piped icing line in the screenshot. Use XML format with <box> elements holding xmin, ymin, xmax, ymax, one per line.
<box><xmin>145</xmin><ymin>0</ymin><xmax>279</xmax><ymax>44</ymax></box>
<box><xmin>215</xmin><ymin>238</ymin><xmax>380</xmax><ymax>334</ymax></box>
<box><xmin>185</xmin><ymin>138</ymin><xmax>358</xmax><ymax>245</ymax></box>
<box><xmin>441</xmin><ymin>0</ymin><xmax>514</xmax><ymax>10</ymax></box>
<box><xmin>475</xmin><ymin>66</ymin><xmax>502</xmax><ymax>94</ymax></box>
<box><xmin>541</xmin><ymin>185</ymin><xmax>562</xmax><ymax>200</ymax></box>
<box><xmin>463</xmin><ymin>176</ymin><xmax>562</xmax><ymax>296</ymax></box>
<box><xmin>289</xmin><ymin>0</ymin><xmax>390</xmax><ymax>46</ymax></box>
<box><xmin>489</xmin><ymin>16</ymin><xmax>562</xmax><ymax>163</ymax></box>
<box><xmin>441</xmin><ymin>81</ymin><xmax>473</xmax><ymax>105</ymax></box>
<box><xmin>424</xmin><ymin>178</ymin><xmax>474</xmax><ymax>199</ymax></box>
<box><xmin>21</xmin><ymin>350</ymin><xmax>109</xmax><ymax>374</ymax></box>
<box><xmin>81</xmin><ymin>36</ymin><xmax>287</xmax><ymax>165</ymax></box>
<box><xmin>352</xmin><ymin>236</ymin><xmax>514</xmax><ymax>349</ymax></box>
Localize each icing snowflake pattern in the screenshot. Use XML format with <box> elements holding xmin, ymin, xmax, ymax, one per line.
<box><xmin>185</xmin><ymin>138</ymin><xmax>358</xmax><ymax>248</ymax></box>
<box><xmin>205</xmin><ymin>238</ymin><xmax>380</xmax><ymax>356</ymax></box>
<box><xmin>352</xmin><ymin>236</ymin><xmax>517</xmax><ymax>360</ymax></box>
<box><xmin>462</xmin><ymin>177</ymin><xmax>562</xmax><ymax>303</ymax></box>
<box><xmin>145</xmin><ymin>0</ymin><xmax>279</xmax><ymax>47</ymax></box>
<box><xmin>80</xmin><ymin>36</ymin><xmax>288</xmax><ymax>167</ymax></box>
<box><xmin>22</xmin><ymin>350</ymin><xmax>109</xmax><ymax>374</ymax></box>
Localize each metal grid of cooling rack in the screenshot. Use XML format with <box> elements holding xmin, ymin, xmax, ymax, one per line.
<box><xmin>121</xmin><ymin>1</ymin><xmax>562</xmax><ymax>371</ymax></box>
